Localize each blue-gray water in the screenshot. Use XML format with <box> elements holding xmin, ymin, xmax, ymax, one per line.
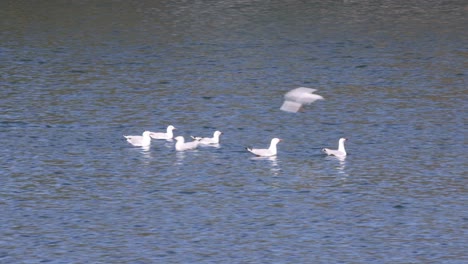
<box><xmin>1</xmin><ymin>1</ymin><xmax>467</xmax><ymax>263</ymax></box>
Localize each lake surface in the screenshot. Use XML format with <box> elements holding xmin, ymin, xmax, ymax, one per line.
<box><xmin>1</xmin><ymin>1</ymin><xmax>467</xmax><ymax>263</ymax></box>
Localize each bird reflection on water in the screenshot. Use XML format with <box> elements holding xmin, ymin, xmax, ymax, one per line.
<box><xmin>250</xmin><ymin>156</ymin><xmax>281</xmax><ymax>175</ymax></box>
<box><xmin>327</xmin><ymin>155</ymin><xmax>348</xmax><ymax>178</ymax></box>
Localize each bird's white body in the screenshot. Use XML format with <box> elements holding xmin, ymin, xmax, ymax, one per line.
<box><xmin>150</xmin><ymin>125</ymin><xmax>176</xmax><ymax>140</ymax></box>
<box><xmin>322</xmin><ymin>138</ymin><xmax>348</xmax><ymax>157</ymax></box>
<box><xmin>280</xmin><ymin>87</ymin><xmax>324</xmax><ymax>113</ymax></box>
<box><xmin>124</xmin><ymin>131</ymin><xmax>152</xmax><ymax>147</ymax></box>
<box><xmin>246</xmin><ymin>138</ymin><xmax>282</xmax><ymax>157</ymax></box>
<box><xmin>191</xmin><ymin>130</ymin><xmax>223</xmax><ymax>145</ymax></box>
<box><xmin>174</xmin><ymin>136</ymin><xmax>200</xmax><ymax>151</ymax></box>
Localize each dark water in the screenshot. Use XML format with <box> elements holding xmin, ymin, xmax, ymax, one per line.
<box><xmin>1</xmin><ymin>1</ymin><xmax>467</xmax><ymax>263</ymax></box>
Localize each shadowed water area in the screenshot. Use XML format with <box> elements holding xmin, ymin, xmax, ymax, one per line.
<box><xmin>0</xmin><ymin>1</ymin><xmax>467</xmax><ymax>263</ymax></box>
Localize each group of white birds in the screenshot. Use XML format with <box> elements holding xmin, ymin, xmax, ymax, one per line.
<box><xmin>123</xmin><ymin>125</ymin><xmax>223</xmax><ymax>151</ymax></box>
<box><xmin>124</xmin><ymin>87</ymin><xmax>348</xmax><ymax>157</ymax></box>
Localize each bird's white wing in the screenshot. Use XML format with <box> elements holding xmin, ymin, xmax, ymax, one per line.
<box><xmin>280</xmin><ymin>100</ymin><xmax>303</xmax><ymax>112</ymax></box>
<box><xmin>281</xmin><ymin>87</ymin><xmax>324</xmax><ymax>113</ymax></box>
<box><xmin>247</xmin><ymin>147</ymin><xmax>274</xmax><ymax>157</ymax></box>
<box><xmin>284</xmin><ymin>87</ymin><xmax>323</xmax><ymax>104</ymax></box>
<box><xmin>184</xmin><ymin>141</ymin><xmax>199</xmax><ymax>150</ymax></box>
<box><xmin>150</xmin><ymin>132</ymin><xmax>168</xmax><ymax>139</ymax></box>
<box><xmin>322</xmin><ymin>148</ymin><xmax>345</xmax><ymax>157</ymax></box>
<box><xmin>124</xmin><ymin>135</ymin><xmax>143</xmax><ymax>146</ymax></box>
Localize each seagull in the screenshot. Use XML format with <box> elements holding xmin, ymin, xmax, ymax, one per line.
<box><xmin>191</xmin><ymin>130</ymin><xmax>223</xmax><ymax>145</ymax></box>
<box><xmin>149</xmin><ymin>125</ymin><xmax>176</xmax><ymax>140</ymax></box>
<box><xmin>124</xmin><ymin>131</ymin><xmax>152</xmax><ymax>147</ymax></box>
<box><xmin>246</xmin><ymin>138</ymin><xmax>282</xmax><ymax>157</ymax></box>
<box><xmin>174</xmin><ymin>136</ymin><xmax>200</xmax><ymax>151</ymax></box>
<box><xmin>322</xmin><ymin>138</ymin><xmax>348</xmax><ymax>157</ymax></box>
<box><xmin>280</xmin><ymin>87</ymin><xmax>324</xmax><ymax>113</ymax></box>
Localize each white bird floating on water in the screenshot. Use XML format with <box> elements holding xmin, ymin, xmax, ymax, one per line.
<box><xmin>280</xmin><ymin>87</ymin><xmax>324</xmax><ymax>113</ymax></box>
<box><xmin>124</xmin><ymin>131</ymin><xmax>152</xmax><ymax>147</ymax></box>
<box><xmin>150</xmin><ymin>125</ymin><xmax>176</xmax><ymax>140</ymax></box>
<box><xmin>322</xmin><ymin>138</ymin><xmax>348</xmax><ymax>157</ymax></box>
<box><xmin>246</xmin><ymin>138</ymin><xmax>282</xmax><ymax>157</ymax></box>
<box><xmin>191</xmin><ymin>130</ymin><xmax>223</xmax><ymax>145</ymax></box>
<box><xmin>174</xmin><ymin>136</ymin><xmax>201</xmax><ymax>151</ymax></box>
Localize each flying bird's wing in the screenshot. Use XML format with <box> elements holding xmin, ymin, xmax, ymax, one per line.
<box><xmin>280</xmin><ymin>87</ymin><xmax>324</xmax><ymax>113</ymax></box>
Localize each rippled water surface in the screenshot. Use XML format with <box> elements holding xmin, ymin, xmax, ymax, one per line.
<box><xmin>1</xmin><ymin>1</ymin><xmax>467</xmax><ymax>263</ymax></box>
